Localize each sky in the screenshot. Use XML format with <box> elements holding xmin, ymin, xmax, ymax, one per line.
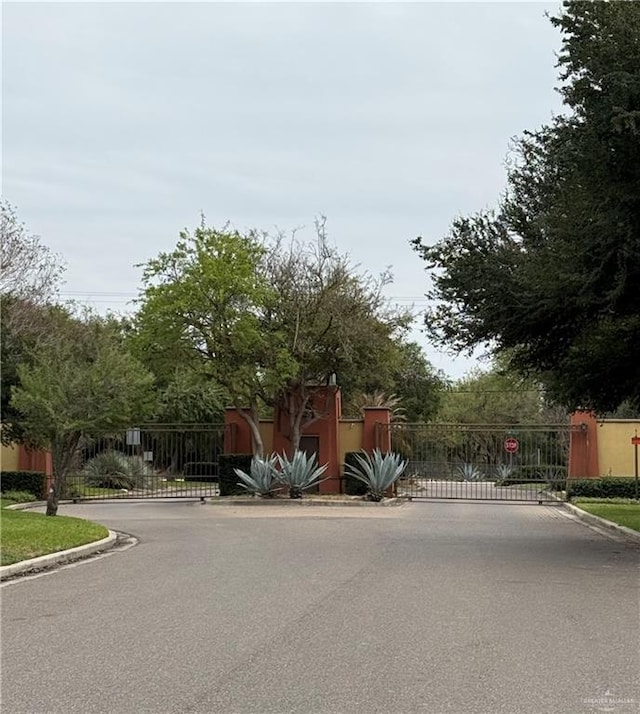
<box><xmin>2</xmin><ymin>1</ymin><xmax>565</xmax><ymax>379</ymax></box>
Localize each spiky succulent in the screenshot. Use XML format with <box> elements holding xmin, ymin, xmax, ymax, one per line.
<box><xmin>345</xmin><ymin>449</ymin><xmax>406</xmax><ymax>501</ymax></box>
<box><xmin>276</xmin><ymin>451</ymin><xmax>327</xmax><ymax>499</ymax></box>
<box><xmin>235</xmin><ymin>454</ymin><xmax>279</xmax><ymax>497</ymax></box>
<box><xmin>456</xmin><ymin>463</ymin><xmax>483</xmax><ymax>481</ymax></box>
<box><xmin>83</xmin><ymin>451</ymin><xmax>153</xmax><ymax>490</ymax></box>
<box><xmin>495</xmin><ymin>464</ymin><xmax>514</xmax><ymax>481</ymax></box>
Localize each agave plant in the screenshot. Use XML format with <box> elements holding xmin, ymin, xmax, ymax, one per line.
<box><xmin>83</xmin><ymin>451</ymin><xmax>153</xmax><ymax>490</ymax></box>
<box><xmin>456</xmin><ymin>463</ymin><xmax>483</xmax><ymax>482</ymax></box>
<box><xmin>495</xmin><ymin>464</ymin><xmax>514</xmax><ymax>482</ymax></box>
<box><xmin>234</xmin><ymin>454</ymin><xmax>279</xmax><ymax>497</ymax></box>
<box><xmin>345</xmin><ymin>449</ymin><xmax>407</xmax><ymax>502</ymax></box>
<box><xmin>276</xmin><ymin>451</ymin><xmax>328</xmax><ymax>499</ymax></box>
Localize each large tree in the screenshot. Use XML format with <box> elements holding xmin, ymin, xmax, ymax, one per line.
<box><xmin>1</xmin><ymin>203</ymin><xmax>67</xmax><ymax>444</ymax></box>
<box><xmin>261</xmin><ymin>219</ymin><xmax>412</xmax><ymax>451</ymax></box>
<box><xmin>11</xmin><ymin>312</ymin><xmax>156</xmax><ymax>515</ymax></box>
<box><xmin>133</xmin><ymin>222</ymin><xmax>279</xmax><ymax>456</ymax></box>
<box><xmin>412</xmin><ymin>1</ymin><xmax>640</xmax><ymax>413</ymax></box>
<box><xmin>134</xmin><ymin>218</ymin><xmax>413</xmax><ymax>455</ymax></box>
<box><xmin>342</xmin><ymin>340</ymin><xmax>445</xmax><ymax>423</ymax></box>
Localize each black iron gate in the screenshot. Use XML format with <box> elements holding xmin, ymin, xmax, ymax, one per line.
<box><xmin>65</xmin><ymin>425</ymin><xmax>226</xmax><ymax>500</ymax></box>
<box><xmin>384</xmin><ymin>423</ymin><xmax>579</xmax><ymax>503</ymax></box>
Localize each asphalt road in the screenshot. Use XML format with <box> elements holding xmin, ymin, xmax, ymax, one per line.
<box><xmin>1</xmin><ymin>500</ymin><xmax>638</xmax><ymax>714</ymax></box>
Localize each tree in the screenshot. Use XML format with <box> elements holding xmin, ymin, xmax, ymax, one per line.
<box><xmin>1</xmin><ymin>204</ymin><xmax>67</xmax><ymax>443</ymax></box>
<box><xmin>435</xmin><ymin>363</ymin><xmax>567</xmax><ymax>425</ymax></box>
<box><xmin>411</xmin><ymin>1</ymin><xmax>640</xmax><ymax>413</ymax></box>
<box><xmin>134</xmin><ymin>222</ymin><xmax>279</xmax><ymax>456</ymax></box>
<box><xmin>261</xmin><ymin>218</ymin><xmax>412</xmax><ymax>452</ymax></box>
<box><xmin>135</xmin><ymin>217</ymin><xmax>413</xmax><ymax>455</ymax></box>
<box><xmin>342</xmin><ymin>340</ymin><xmax>445</xmax><ymax>422</ymax></box>
<box><xmin>10</xmin><ymin>312</ymin><xmax>156</xmax><ymax>515</ymax></box>
<box><xmin>0</xmin><ymin>200</ymin><xmax>64</xmax><ymax>303</ymax></box>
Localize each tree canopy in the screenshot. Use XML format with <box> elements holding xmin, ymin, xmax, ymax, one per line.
<box><xmin>134</xmin><ymin>218</ymin><xmax>415</xmax><ymax>454</ymax></box>
<box><xmin>1</xmin><ymin>203</ymin><xmax>67</xmax><ymax>444</ymax></box>
<box><xmin>412</xmin><ymin>1</ymin><xmax>640</xmax><ymax>413</ymax></box>
<box><xmin>435</xmin><ymin>361</ymin><xmax>567</xmax><ymax>426</ymax></box>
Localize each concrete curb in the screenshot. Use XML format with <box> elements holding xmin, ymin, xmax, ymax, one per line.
<box><xmin>206</xmin><ymin>497</ymin><xmax>405</xmax><ymax>507</ymax></box>
<box><xmin>562</xmin><ymin>502</ymin><xmax>640</xmax><ymax>542</ymax></box>
<box><xmin>0</xmin><ymin>530</ymin><xmax>118</xmax><ymax>580</ymax></box>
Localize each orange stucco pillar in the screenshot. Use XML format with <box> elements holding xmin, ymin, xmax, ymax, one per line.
<box><xmin>569</xmin><ymin>411</ymin><xmax>599</xmax><ymax>479</ymax></box>
<box><xmin>17</xmin><ymin>445</ymin><xmax>52</xmax><ymax>499</ymax></box>
<box><xmin>316</xmin><ymin>387</ymin><xmax>341</xmax><ymax>494</ymax></box>
<box><xmin>362</xmin><ymin>408</ymin><xmax>391</xmax><ymax>453</ymax></box>
<box><xmin>272</xmin><ymin>386</ymin><xmax>342</xmax><ymax>493</ymax></box>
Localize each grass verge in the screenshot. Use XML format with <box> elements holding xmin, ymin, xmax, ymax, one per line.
<box><xmin>1</xmin><ymin>502</ymin><xmax>109</xmax><ymax>566</ymax></box>
<box><xmin>574</xmin><ymin>499</ymin><xmax>640</xmax><ymax>532</ymax></box>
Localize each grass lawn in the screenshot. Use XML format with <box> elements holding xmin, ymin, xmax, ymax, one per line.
<box><xmin>574</xmin><ymin>499</ymin><xmax>640</xmax><ymax>532</ymax></box>
<box><xmin>1</xmin><ymin>502</ymin><xmax>109</xmax><ymax>566</ymax></box>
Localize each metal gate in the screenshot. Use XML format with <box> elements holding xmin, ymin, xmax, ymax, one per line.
<box><xmin>383</xmin><ymin>423</ymin><xmax>579</xmax><ymax>503</ymax></box>
<box><xmin>64</xmin><ymin>425</ymin><xmax>226</xmax><ymax>500</ymax></box>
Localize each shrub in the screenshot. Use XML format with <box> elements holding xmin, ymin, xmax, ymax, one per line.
<box><xmin>1</xmin><ymin>490</ymin><xmax>38</xmax><ymax>503</ymax></box>
<box><xmin>0</xmin><ymin>471</ymin><xmax>46</xmax><ymax>499</ymax></box>
<box><xmin>218</xmin><ymin>454</ymin><xmax>253</xmax><ymax>496</ymax></box>
<box><xmin>567</xmin><ymin>478</ymin><xmax>639</xmax><ymax>500</ymax></box>
<box><xmin>345</xmin><ymin>449</ymin><xmax>406</xmax><ymax>501</ymax></box>
<box><xmin>276</xmin><ymin>451</ymin><xmax>327</xmax><ymax>499</ymax></box>
<box><xmin>234</xmin><ymin>455</ymin><xmax>280</xmax><ymax>497</ymax></box>
<box><xmin>83</xmin><ymin>452</ymin><xmax>153</xmax><ymax>490</ymax></box>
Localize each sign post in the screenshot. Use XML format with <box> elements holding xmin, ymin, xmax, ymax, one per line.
<box><xmin>504</xmin><ymin>437</ymin><xmax>519</xmax><ymax>472</ymax></box>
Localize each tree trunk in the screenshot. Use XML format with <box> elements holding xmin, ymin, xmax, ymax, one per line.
<box><xmin>237</xmin><ymin>404</ymin><xmax>264</xmax><ymax>458</ymax></box>
<box><xmin>46</xmin><ymin>433</ymin><xmax>80</xmax><ymax>516</ymax></box>
<box><xmin>290</xmin><ymin>409</ymin><xmax>304</xmax><ymax>454</ymax></box>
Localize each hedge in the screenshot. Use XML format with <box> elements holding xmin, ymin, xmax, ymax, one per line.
<box><xmin>343</xmin><ymin>452</ymin><xmax>368</xmax><ymax>496</ymax></box>
<box><xmin>0</xmin><ymin>471</ymin><xmax>46</xmax><ymax>499</ymax></box>
<box><xmin>218</xmin><ymin>454</ymin><xmax>253</xmax><ymax>496</ymax></box>
<box><xmin>567</xmin><ymin>478</ymin><xmax>639</xmax><ymax>500</ymax></box>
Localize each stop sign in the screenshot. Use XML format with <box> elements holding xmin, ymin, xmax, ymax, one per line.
<box><xmin>504</xmin><ymin>437</ymin><xmax>519</xmax><ymax>454</ymax></box>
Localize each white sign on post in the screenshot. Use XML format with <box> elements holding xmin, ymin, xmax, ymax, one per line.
<box><xmin>126</xmin><ymin>428</ymin><xmax>141</xmax><ymax>446</ymax></box>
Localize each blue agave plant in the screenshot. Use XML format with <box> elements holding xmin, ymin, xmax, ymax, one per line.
<box><xmin>276</xmin><ymin>451</ymin><xmax>327</xmax><ymax>499</ymax></box>
<box><xmin>344</xmin><ymin>449</ymin><xmax>407</xmax><ymax>501</ymax></box>
<box><xmin>495</xmin><ymin>464</ymin><xmax>514</xmax><ymax>482</ymax></box>
<box><xmin>456</xmin><ymin>463</ymin><xmax>483</xmax><ymax>481</ymax></box>
<box><xmin>234</xmin><ymin>454</ymin><xmax>279</xmax><ymax>497</ymax></box>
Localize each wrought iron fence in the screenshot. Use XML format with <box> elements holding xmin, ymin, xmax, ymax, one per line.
<box><xmin>382</xmin><ymin>423</ymin><xmax>577</xmax><ymax>502</ymax></box>
<box><xmin>64</xmin><ymin>424</ymin><xmax>227</xmax><ymax>500</ymax></box>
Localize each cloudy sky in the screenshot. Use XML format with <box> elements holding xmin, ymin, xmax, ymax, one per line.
<box><xmin>3</xmin><ymin>1</ymin><xmax>564</xmax><ymax>378</ymax></box>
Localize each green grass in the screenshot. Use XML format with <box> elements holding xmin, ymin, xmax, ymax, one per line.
<box><xmin>1</xmin><ymin>504</ymin><xmax>109</xmax><ymax>566</ymax></box>
<box><xmin>574</xmin><ymin>499</ymin><xmax>640</xmax><ymax>532</ymax></box>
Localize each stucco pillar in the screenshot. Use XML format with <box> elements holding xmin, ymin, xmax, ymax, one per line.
<box><xmin>362</xmin><ymin>408</ymin><xmax>392</xmax><ymax>453</ymax></box>
<box><xmin>569</xmin><ymin>411</ymin><xmax>599</xmax><ymax>479</ymax></box>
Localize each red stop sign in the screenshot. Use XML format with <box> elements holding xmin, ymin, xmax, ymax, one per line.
<box><xmin>504</xmin><ymin>437</ymin><xmax>519</xmax><ymax>454</ymax></box>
